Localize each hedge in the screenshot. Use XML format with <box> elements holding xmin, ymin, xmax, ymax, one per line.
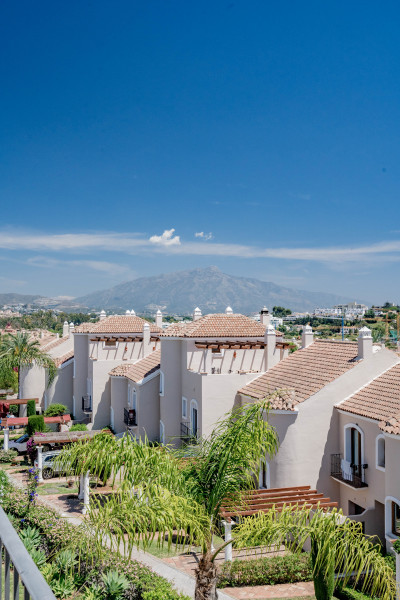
<box><xmin>43</xmin><ymin>404</ymin><xmax>68</xmax><ymax>417</ymax></box>
<box><xmin>2</xmin><ymin>483</ymin><xmax>190</xmax><ymax>600</ymax></box>
<box><xmin>217</xmin><ymin>553</ymin><xmax>312</xmax><ymax>587</ymax></box>
<box><xmin>27</xmin><ymin>399</ymin><xmax>36</xmax><ymax>417</ymax></box>
<box><xmin>26</xmin><ymin>415</ymin><xmax>45</xmax><ymax>436</ymax></box>
<box><xmin>335</xmin><ymin>587</ymin><xmax>379</xmax><ymax>600</ymax></box>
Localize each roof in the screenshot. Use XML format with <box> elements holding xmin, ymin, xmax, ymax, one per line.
<box><xmin>33</xmin><ymin>429</ymin><xmax>110</xmax><ymax>445</ymax></box>
<box><xmin>110</xmin><ymin>350</ymin><xmax>161</xmax><ymax>383</ymax></box>
<box><xmin>338</xmin><ymin>362</ymin><xmax>400</xmax><ymax>434</ymax></box>
<box><xmin>53</xmin><ymin>350</ymin><xmax>74</xmax><ymax>367</ymax></box>
<box><xmin>74</xmin><ymin>315</ymin><xmax>162</xmax><ymax>334</ymax></box>
<box><xmin>239</xmin><ymin>340</ymin><xmax>359</xmax><ymax>410</ymax></box>
<box><xmin>161</xmin><ymin>313</ymin><xmax>282</xmax><ymax>338</ymax></box>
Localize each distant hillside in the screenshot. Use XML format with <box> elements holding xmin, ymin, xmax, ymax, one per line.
<box><xmin>0</xmin><ymin>293</ymin><xmax>45</xmax><ymax>306</ymax></box>
<box><xmin>76</xmin><ymin>266</ymin><xmax>359</xmax><ymax>314</ymax></box>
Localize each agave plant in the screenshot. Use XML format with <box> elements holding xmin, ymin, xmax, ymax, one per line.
<box><xmin>20</xmin><ymin>525</ymin><xmax>42</xmax><ymax>550</ymax></box>
<box><xmin>101</xmin><ymin>570</ymin><xmax>129</xmax><ymax>599</ymax></box>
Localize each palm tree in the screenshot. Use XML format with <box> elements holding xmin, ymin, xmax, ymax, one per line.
<box><xmin>59</xmin><ymin>397</ymin><xmax>394</xmax><ymax>600</ymax></box>
<box><xmin>58</xmin><ymin>398</ymin><xmax>280</xmax><ymax>600</ymax></box>
<box><xmin>233</xmin><ymin>504</ymin><xmax>395</xmax><ymax>600</ymax></box>
<box><xmin>0</xmin><ymin>332</ymin><xmax>56</xmax><ymax>399</ymax></box>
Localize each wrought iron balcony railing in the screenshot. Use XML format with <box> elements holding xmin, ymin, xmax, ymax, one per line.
<box><xmin>81</xmin><ymin>394</ymin><xmax>92</xmax><ymax>413</ymax></box>
<box><xmin>124</xmin><ymin>408</ymin><xmax>137</xmax><ymax>427</ymax></box>
<box><xmin>331</xmin><ymin>453</ymin><xmax>368</xmax><ymax>488</ymax></box>
<box><xmin>180</xmin><ymin>421</ymin><xmax>198</xmax><ymax>445</ymax></box>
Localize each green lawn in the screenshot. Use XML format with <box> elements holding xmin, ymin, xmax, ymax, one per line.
<box><xmin>1</xmin><ymin>565</ymin><xmax>26</xmax><ymax>600</ymax></box>
<box><xmin>141</xmin><ymin>535</ymin><xmax>224</xmax><ymax>558</ymax></box>
<box><xmin>37</xmin><ymin>481</ymin><xmax>78</xmax><ymax>495</ymax></box>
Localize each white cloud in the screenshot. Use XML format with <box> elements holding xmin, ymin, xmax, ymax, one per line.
<box><xmin>195</xmin><ymin>232</ymin><xmax>213</xmax><ymax>241</ymax></box>
<box><xmin>26</xmin><ymin>256</ymin><xmax>135</xmax><ymax>277</ymax></box>
<box><xmin>149</xmin><ymin>229</ymin><xmax>181</xmax><ymax>246</ymax></box>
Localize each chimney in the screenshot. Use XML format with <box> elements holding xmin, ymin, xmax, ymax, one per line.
<box><xmin>62</xmin><ymin>321</ymin><xmax>69</xmax><ymax>337</ymax></box>
<box><xmin>155</xmin><ymin>309</ymin><xmax>163</xmax><ymax>328</ymax></box>
<box><xmin>265</xmin><ymin>324</ymin><xmax>276</xmax><ymax>369</ymax></box>
<box><xmin>130</xmin><ymin>309</ymin><xmax>136</xmax><ymax>316</ymax></box>
<box><xmin>142</xmin><ymin>322</ymin><xmax>150</xmax><ymax>357</ymax></box>
<box><xmin>301</xmin><ymin>325</ymin><xmax>314</xmax><ymax>348</ymax></box>
<box><xmin>358</xmin><ymin>326</ymin><xmax>373</xmax><ymax>359</ymax></box>
<box><xmin>99</xmin><ymin>310</ymin><xmax>106</xmax><ymax>321</ymax></box>
<box><xmin>69</xmin><ymin>322</ymin><xmax>75</xmax><ymax>335</ymax></box>
<box><xmin>193</xmin><ymin>307</ymin><xmax>202</xmax><ymax>321</ymax></box>
<box><xmin>125</xmin><ymin>310</ymin><xmax>130</xmax><ymax>315</ymax></box>
<box><xmin>260</xmin><ymin>306</ymin><xmax>270</xmax><ymax>326</ymax></box>
<box><xmin>225</xmin><ymin>306</ymin><xmax>233</xmax><ymax>315</ymax></box>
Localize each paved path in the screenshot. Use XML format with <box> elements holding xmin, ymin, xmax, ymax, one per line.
<box><xmin>225</xmin><ymin>582</ymin><xmax>314</xmax><ymax>599</ymax></box>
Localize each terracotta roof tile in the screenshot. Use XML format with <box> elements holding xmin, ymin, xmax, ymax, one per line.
<box><xmin>110</xmin><ymin>350</ymin><xmax>161</xmax><ymax>383</ymax></box>
<box><xmin>339</xmin><ymin>362</ymin><xmax>400</xmax><ymax>433</ymax></box>
<box><xmin>239</xmin><ymin>340</ymin><xmax>359</xmax><ymax>410</ymax></box>
<box><xmin>75</xmin><ymin>316</ymin><xmax>162</xmax><ymax>334</ymax></box>
<box><xmin>161</xmin><ymin>314</ymin><xmax>282</xmax><ymax>338</ymax></box>
<box><xmin>41</xmin><ymin>336</ymin><xmax>69</xmax><ymax>351</ymax></box>
<box><xmin>54</xmin><ymin>350</ymin><xmax>74</xmax><ymax>367</ymax></box>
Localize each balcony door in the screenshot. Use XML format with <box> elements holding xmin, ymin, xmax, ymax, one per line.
<box><xmin>191</xmin><ymin>401</ymin><xmax>198</xmax><ymax>436</ymax></box>
<box><xmin>350</xmin><ymin>427</ymin><xmax>362</xmax><ymax>476</ymax></box>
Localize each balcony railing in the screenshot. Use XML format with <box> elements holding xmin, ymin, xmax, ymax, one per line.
<box><xmin>331</xmin><ymin>453</ymin><xmax>368</xmax><ymax>488</ymax></box>
<box><xmin>124</xmin><ymin>408</ymin><xmax>137</xmax><ymax>427</ymax></box>
<box><xmin>81</xmin><ymin>394</ymin><xmax>92</xmax><ymax>413</ymax></box>
<box><xmin>0</xmin><ymin>504</ymin><xmax>56</xmax><ymax>600</ymax></box>
<box><xmin>180</xmin><ymin>421</ymin><xmax>198</xmax><ymax>445</ymax></box>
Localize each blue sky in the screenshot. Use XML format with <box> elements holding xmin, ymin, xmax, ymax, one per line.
<box><xmin>1</xmin><ymin>1</ymin><xmax>400</xmax><ymax>303</ymax></box>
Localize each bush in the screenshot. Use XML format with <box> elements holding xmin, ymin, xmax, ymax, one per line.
<box><xmin>27</xmin><ymin>399</ymin><xmax>36</xmax><ymax>417</ymax></box>
<box><xmin>0</xmin><ymin>449</ymin><xmax>18</xmax><ymax>463</ymax></box>
<box><xmin>26</xmin><ymin>415</ymin><xmax>45</xmax><ymax>436</ymax></box>
<box><xmin>44</xmin><ymin>404</ymin><xmax>68</xmax><ymax>417</ymax></box>
<box><xmin>335</xmin><ymin>587</ymin><xmax>379</xmax><ymax>600</ymax></box>
<box><xmin>70</xmin><ymin>423</ymin><xmax>88</xmax><ymax>431</ymax></box>
<box><xmin>8</xmin><ymin>404</ymin><xmax>19</xmax><ymax>416</ymax></box>
<box><xmin>217</xmin><ymin>553</ymin><xmax>312</xmax><ymax>587</ymax></box>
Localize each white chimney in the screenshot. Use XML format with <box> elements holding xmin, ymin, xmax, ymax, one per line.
<box><xmin>62</xmin><ymin>321</ymin><xmax>69</xmax><ymax>337</ymax></box>
<box><xmin>125</xmin><ymin>310</ymin><xmax>131</xmax><ymax>315</ymax></box>
<box><xmin>301</xmin><ymin>325</ymin><xmax>314</xmax><ymax>348</ymax></box>
<box><xmin>358</xmin><ymin>326</ymin><xmax>373</xmax><ymax>359</ymax></box>
<box><xmin>155</xmin><ymin>309</ymin><xmax>163</xmax><ymax>328</ymax></box>
<box><xmin>225</xmin><ymin>306</ymin><xmax>233</xmax><ymax>315</ymax></box>
<box><xmin>99</xmin><ymin>310</ymin><xmax>106</xmax><ymax>321</ymax></box>
<box><xmin>193</xmin><ymin>307</ymin><xmax>202</xmax><ymax>321</ymax></box>
<box><xmin>260</xmin><ymin>306</ymin><xmax>270</xmax><ymax>326</ymax></box>
<box><xmin>69</xmin><ymin>322</ymin><xmax>75</xmax><ymax>335</ymax></box>
<box><xmin>265</xmin><ymin>324</ymin><xmax>276</xmax><ymax>369</ymax></box>
<box><xmin>130</xmin><ymin>309</ymin><xmax>136</xmax><ymax>316</ymax></box>
<box><xmin>142</xmin><ymin>322</ymin><xmax>150</xmax><ymax>357</ymax></box>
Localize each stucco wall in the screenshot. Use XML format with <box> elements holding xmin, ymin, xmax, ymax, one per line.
<box><xmin>73</xmin><ymin>334</ymin><xmax>89</xmax><ymax>423</ymax></box>
<box><xmin>45</xmin><ymin>361</ymin><xmax>74</xmax><ymax>413</ymax></box>
<box><xmin>136</xmin><ymin>375</ymin><xmax>160</xmax><ymax>442</ymax></box>
<box><xmin>160</xmin><ymin>339</ymin><xmax>183</xmax><ymax>443</ymax></box>
<box><xmin>20</xmin><ymin>364</ymin><xmax>46</xmax><ymax>413</ymax></box>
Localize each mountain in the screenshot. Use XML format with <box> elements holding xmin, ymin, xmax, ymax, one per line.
<box><xmin>76</xmin><ymin>266</ymin><xmax>360</xmax><ymax>314</ymax></box>
<box><xmin>0</xmin><ymin>293</ymin><xmax>46</xmax><ymax>305</ymax></box>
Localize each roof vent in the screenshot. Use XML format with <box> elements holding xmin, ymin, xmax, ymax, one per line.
<box><xmin>358</xmin><ymin>326</ymin><xmax>372</xmax><ymax>359</ymax></box>
<box><xmin>225</xmin><ymin>306</ymin><xmax>233</xmax><ymax>315</ymax></box>
<box><xmin>301</xmin><ymin>324</ymin><xmax>313</xmax><ymax>349</ymax></box>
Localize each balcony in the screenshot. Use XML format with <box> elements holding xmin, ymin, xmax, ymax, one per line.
<box><xmin>331</xmin><ymin>453</ymin><xmax>368</xmax><ymax>488</ymax></box>
<box><xmin>180</xmin><ymin>421</ymin><xmax>198</xmax><ymax>445</ymax></box>
<box><xmin>81</xmin><ymin>394</ymin><xmax>92</xmax><ymax>413</ymax></box>
<box><xmin>124</xmin><ymin>408</ymin><xmax>137</xmax><ymax>427</ymax></box>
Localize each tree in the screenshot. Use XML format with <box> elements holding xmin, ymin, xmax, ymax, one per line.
<box><xmin>233</xmin><ymin>504</ymin><xmax>394</xmax><ymax>600</ymax></box>
<box><xmin>0</xmin><ymin>360</ymin><xmax>18</xmax><ymax>393</ymax></box>
<box><xmin>272</xmin><ymin>306</ymin><xmax>292</xmax><ymax>317</ymax></box>
<box><xmin>364</xmin><ymin>309</ymin><xmax>375</xmax><ymax>319</ymax></box>
<box><xmin>58</xmin><ymin>398</ymin><xmax>280</xmax><ymax>600</ymax></box>
<box><xmin>0</xmin><ymin>332</ymin><xmax>56</xmax><ymax>398</ymax></box>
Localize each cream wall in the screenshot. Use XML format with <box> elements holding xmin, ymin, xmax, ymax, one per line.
<box><xmin>44</xmin><ymin>361</ymin><xmax>74</xmax><ymax>414</ymax></box>
<box><xmin>73</xmin><ymin>334</ymin><xmax>89</xmax><ymax>423</ymax></box>
<box><xmin>160</xmin><ymin>339</ymin><xmax>183</xmax><ymax>443</ymax></box>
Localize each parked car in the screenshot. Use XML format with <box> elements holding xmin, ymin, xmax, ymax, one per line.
<box><xmin>34</xmin><ymin>450</ymin><xmax>69</xmax><ymax>479</ymax></box>
<box><xmin>8</xmin><ymin>433</ymin><xmax>30</xmax><ymax>454</ymax></box>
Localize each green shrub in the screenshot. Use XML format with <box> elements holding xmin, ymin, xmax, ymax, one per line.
<box><xmin>26</xmin><ymin>415</ymin><xmax>45</xmax><ymax>436</ymax></box>
<box><xmin>27</xmin><ymin>399</ymin><xmax>36</xmax><ymax>417</ymax></box>
<box><xmin>0</xmin><ymin>449</ymin><xmax>17</xmax><ymax>463</ymax></box>
<box><xmin>44</xmin><ymin>404</ymin><xmax>68</xmax><ymax>417</ymax></box>
<box><xmin>70</xmin><ymin>423</ymin><xmax>88</xmax><ymax>431</ymax></box>
<box><xmin>8</xmin><ymin>404</ymin><xmax>19</xmax><ymax>416</ymax></box>
<box><xmin>217</xmin><ymin>553</ymin><xmax>312</xmax><ymax>587</ymax></box>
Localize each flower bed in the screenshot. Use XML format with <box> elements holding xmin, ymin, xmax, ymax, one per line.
<box><xmin>217</xmin><ymin>553</ymin><xmax>312</xmax><ymax>588</ymax></box>
<box><xmin>1</xmin><ymin>473</ymin><xmax>190</xmax><ymax>600</ymax></box>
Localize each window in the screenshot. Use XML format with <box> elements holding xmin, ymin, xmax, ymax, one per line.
<box><xmin>190</xmin><ymin>400</ymin><xmax>198</xmax><ymax>436</ymax></box>
<box><xmin>182</xmin><ymin>397</ymin><xmax>188</xmax><ymax>419</ymax></box>
<box><xmin>376</xmin><ymin>435</ymin><xmax>385</xmax><ymax>470</ymax></box>
<box><xmin>344</xmin><ymin>424</ymin><xmax>364</xmax><ymax>476</ymax></box>
<box><xmin>104</xmin><ymin>338</ymin><xmax>117</xmax><ymax>347</ymax></box>
<box><xmin>129</xmin><ymin>388</ymin><xmax>137</xmax><ymax>411</ymax></box>
<box><xmin>392</xmin><ymin>502</ymin><xmax>400</xmax><ymax>536</ymax></box>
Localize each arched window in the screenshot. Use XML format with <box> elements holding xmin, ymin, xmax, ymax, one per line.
<box><xmin>159</xmin><ymin>420</ymin><xmax>165</xmax><ymax>444</ymax></box>
<box><xmin>182</xmin><ymin>397</ymin><xmax>188</xmax><ymax>419</ymax></box>
<box><xmin>190</xmin><ymin>400</ymin><xmax>198</xmax><ymax>437</ymax></box>
<box><xmin>385</xmin><ymin>497</ymin><xmax>400</xmax><ymax>539</ymax></box>
<box><xmin>376</xmin><ymin>434</ymin><xmax>385</xmax><ymax>470</ymax></box>
<box><xmin>344</xmin><ymin>424</ymin><xmax>364</xmax><ymax>470</ymax></box>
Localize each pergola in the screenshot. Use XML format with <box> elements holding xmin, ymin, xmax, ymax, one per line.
<box><xmin>33</xmin><ymin>429</ymin><xmax>112</xmax><ymax>513</ymax></box>
<box><xmin>219</xmin><ymin>485</ymin><xmax>338</xmax><ymax>561</ymax></box>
